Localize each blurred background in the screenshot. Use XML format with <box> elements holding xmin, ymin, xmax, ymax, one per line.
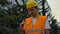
<box><xmin>0</xmin><ymin>0</ymin><xmax>60</xmax><ymax>34</ymax></box>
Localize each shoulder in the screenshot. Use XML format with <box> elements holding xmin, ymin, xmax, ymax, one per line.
<box><xmin>40</xmin><ymin>15</ymin><xmax>47</xmax><ymax>18</ymax></box>
<box><xmin>25</xmin><ymin>17</ymin><xmax>32</xmax><ymax>21</ymax></box>
<box><xmin>25</xmin><ymin>17</ymin><xmax>32</xmax><ymax>24</ymax></box>
<box><xmin>39</xmin><ymin>15</ymin><xmax>47</xmax><ymax>19</ymax></box>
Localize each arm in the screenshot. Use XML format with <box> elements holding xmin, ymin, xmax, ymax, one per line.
<box><xmin>45</xmin><ymin>19</ymin><xmax>51</xmax><ymax>34</ymax></box>
<box><xmin>20</xmin><ymin>22</ymin><xmax>25</xmax><ymax>34</ymax></box>
<box><xmin>45</xmin><ymin>29</ymin><xmax>50</xmax><ymax>34</ymax></box>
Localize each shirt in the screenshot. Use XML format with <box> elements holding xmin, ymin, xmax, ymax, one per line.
<box><xmin>32</xmin><ymin>17</ymin><xmax>51</xmax><ymax>29</ymax></box>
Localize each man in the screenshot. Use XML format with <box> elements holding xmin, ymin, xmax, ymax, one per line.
<box><xmin>20</xmin><ymin>0</ymin><xmax>51</xmax><ymax>34</ymax></box>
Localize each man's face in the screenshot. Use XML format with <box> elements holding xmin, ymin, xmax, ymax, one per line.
<box><xmin>27</xmin><ymin>7</ymin><xmax>38</xmax><ymax>16</ymax></box>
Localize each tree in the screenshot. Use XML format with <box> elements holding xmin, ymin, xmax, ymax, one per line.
<box><xmin>0</xmin><ymin>0</ymin><xmax>28</xmax><ymax>34</ymax></box>
<box><xmin>50</xmin><ymin>16</ymin><xmax>58</xmax><ymax>34</ymax></box>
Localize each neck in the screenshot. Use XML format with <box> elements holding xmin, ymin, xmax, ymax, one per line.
<box><xmin>32</xmin><ymin>13</ymin><xmax>39</xmax><ymax>18</ymax></box>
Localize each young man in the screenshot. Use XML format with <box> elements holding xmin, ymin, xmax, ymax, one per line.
<box><xmin>20</xmin><ymin>0</ymin><xmax>51</xmax><ymax>34</ymax></box>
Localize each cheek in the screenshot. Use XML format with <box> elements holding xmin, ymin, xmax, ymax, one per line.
<box><xmin>28</xmin><ymin>11</ymin><xmax>33</xmax><ymax>13</ymax></box>
<box><xmin>28</xmin><ymin>11</ymin><xmax>32</xmax><ymax>15</ymax></box>
<box><xmin>28</xmin><ymin>12</ymin><xmax>30</xmax><ymax>15</ymax></box>
<box><xmin>34</xmin><ymin>9</ymin><xmax>37</xmax><ymax>13</ymax></box>
<box><xmin>33</xmin><ymin>10</ymin><xmax>36</xmax><ymax>13</ymax></box>
<box><xmin>28</xmin><ymin>11</ymin><xmax>34</xmax><ymax>15</ymax></box>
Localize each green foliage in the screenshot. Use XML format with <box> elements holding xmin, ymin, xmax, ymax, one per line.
<box><xmin>50</xmin><ymin>16</ymin><xmax>58</xmax><ymax>34</ymax></box>
<box><xmin>0</xmin><ymin>0</ymin><xmax>28</xmax><ymax>34</ymax></box>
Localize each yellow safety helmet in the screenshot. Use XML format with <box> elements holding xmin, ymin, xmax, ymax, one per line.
<box><xmin>26</xmin><ymin>0</ymin><xmax>38</xmax><ymax>9</ymax></box>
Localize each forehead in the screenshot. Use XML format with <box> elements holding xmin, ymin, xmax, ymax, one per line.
<box><xmin>27</xmin><ymin>7</ymin><xmax>34</xmax><ymax>10</ymax></box>
<box><xmin>27</xmin><ymin>6</ymin><xmax>37</xmax><ymax>10</ymax></box>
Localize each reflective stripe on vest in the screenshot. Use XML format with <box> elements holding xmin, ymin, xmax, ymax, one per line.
<box><xmin>25</xmin><ymin>30</ymin><xmax>45</xmax><ymax>34</ymax></box>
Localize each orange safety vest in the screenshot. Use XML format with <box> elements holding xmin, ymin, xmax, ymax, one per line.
<box><xmin>24</xmin><ymin>16</ymin><xmax>47</xmax><ymax>34</ymax></box>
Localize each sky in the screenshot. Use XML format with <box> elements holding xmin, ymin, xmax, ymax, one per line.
<box><xmin>47</xmin><ymin>0</ymin><xmax>60</xmax><ymax>25</ymax></box>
